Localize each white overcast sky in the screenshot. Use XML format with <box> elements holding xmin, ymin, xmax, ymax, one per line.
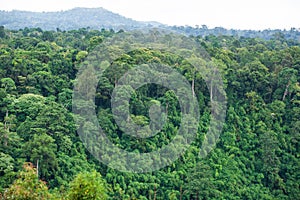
<box><xmin>0</xmin><ymin>0</ymin><xmax>299</xmax><ymax>30</ymax></box>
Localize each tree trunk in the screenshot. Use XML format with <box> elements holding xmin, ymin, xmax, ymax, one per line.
<box><xmin>3</xmin><ymin>110</ymin><xmax>9</xmax><ymax>146</ymax></box>
<box><xmin>180</xmin><ymin>185</ymin><xmax>182</xmax><ymax>200</ymax></box>
<box><xmin>282</xmin><ymin>81</ymin><xmax>290</xmax><ymax>101</ymax></box>
<box><xmin>36</xmin><ymin>159</ymin><xmax>39</xmax><ymax>178</ymax></box>
<box><xmin>153</xmin><ymin>185</ymin><xmax>157</xmax><ymax>200</ymax></box>
<box><xmin>192</xmin><ymin>78</ymin><xmax>195</xmax><ymax>97</ymax></box>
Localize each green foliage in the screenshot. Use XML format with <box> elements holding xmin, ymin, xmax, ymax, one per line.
<box><xmin>24</xmin><ymin>133</ymin><xmax>58</xmax><ymax>180</ymax></box>
<box><xmin>67</xmin><ymin>171</ymin><xmax>108</xmax><ymax>200</ymax></box>
<box><xmin>0</xmin><ymin>26</ymin><xmax>5</xmax><ymax>38</ymax></box>
<box><xmin>0</xmin><ymin>27</ymin><xmax>299</xmax><ymax>200</ymax></box>
<box><xmin>3</xmin><ymin>163</ymin><xmax>53</xmax><ymax>200</ymax></box>
<box><xmin>75</xmin><ymin>50</ymin><xmax>88</xmax><ymax>62</ymax></box>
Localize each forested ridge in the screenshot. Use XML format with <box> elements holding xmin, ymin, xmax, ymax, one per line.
<box><xmin>0</xmin><ymin>26</ymin><xmax>299</xmax><ymax>199</ymax></box>
<box><xmin>1</xmin><ymin>8</ymin><xmax>300</xmax><ymax>41</ymax></box>
<box><xmin>0</xmin><ymin>8</ymin><xmax>159</xmax><ymax>31</ymax></box>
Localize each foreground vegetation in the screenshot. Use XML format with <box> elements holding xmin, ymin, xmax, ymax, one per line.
<box><xmin>0</xmin><ymin>26</ymin><xmax>299</xmax><ymax>199</ymax></box>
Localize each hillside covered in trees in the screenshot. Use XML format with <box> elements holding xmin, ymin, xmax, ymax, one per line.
<box><xmin>1</xmin><ymin>8</ymin><xmax>300</xmax><ymax>41</ymax></box>
<box><xmin>0</xmin><ymin>26</ymin><xmax>299</xmax><ymax>199</ymax></box>
<box><xmin>0</xmin><ymin>8</ymin><xmax>161</xmax><ymax>31</ymax></box>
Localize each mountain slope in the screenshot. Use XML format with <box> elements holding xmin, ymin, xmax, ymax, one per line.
<box><xmin>0</xmin><ymin>7</ymin><xmax>299</xmax><ymax>40</ymax></box>
<box><xmin>0</xmin><ymin>7</ymin><xmax>162</xmax><ymax>30</ymax></box>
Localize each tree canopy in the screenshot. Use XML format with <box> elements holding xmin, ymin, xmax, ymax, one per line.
<box><xmin>0</xmin><ymin>26</ymin><xmax>299</xmax><ymax>199</ymax></box>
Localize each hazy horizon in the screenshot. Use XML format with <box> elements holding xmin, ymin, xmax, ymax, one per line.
<box><xmin>0</xmin><ymin>0</ymin><xmax>299</xmax><ymax>30</ymax></box>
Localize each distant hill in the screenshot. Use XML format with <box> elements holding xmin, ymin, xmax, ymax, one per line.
<box><xmin>0</xmin><ymin>7</ymin><xmax>163</xmax><ymax>30</ymax></box>
<box><xmin>0</xmin><ymin>7</ymin><xmax>299</xmax><ymax>40</ymax></box>
<box><xmin>169</xmin><ymin>26</ymin><xmax>300</xmax><ymax>41</ymax></box>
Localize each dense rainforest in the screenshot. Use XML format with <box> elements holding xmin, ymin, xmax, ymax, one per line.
<box><xmin>0</xmin><ymin>26</ymin><xmax>299</xmax><ymax>200</ymax></box>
